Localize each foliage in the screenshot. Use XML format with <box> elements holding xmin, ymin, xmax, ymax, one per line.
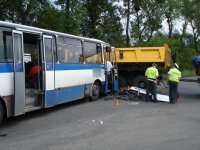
<box><xmin>181</xmin><ymin>70</ymin><xmax>196</xmax><ymax>77</ymax></box>
<box><xmin>1</xmin><ymin>0</ymin><xmax>200</xmax><ymax>72</ymax></box>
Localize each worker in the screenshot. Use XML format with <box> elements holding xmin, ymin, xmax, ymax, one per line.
<box><xmin>106</xmin><ymin>61</ymin><xmax>113</xmax><ymax>75</ymax></box>
<box><xmin>106</xmin><ymin>61</ymin><xmax>113</xmax><ymax>90</ymax></box>
<box><xmin>145</xmin><ymin>63</ymin><xmax>159</xmax><ymax>103</ymax></box>
<box><xmin>168</xmin><ymin>63</ymin><xmax>181</xmax><ymax>104</ymax></box>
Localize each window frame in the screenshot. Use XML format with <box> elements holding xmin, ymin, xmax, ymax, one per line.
<box><xmin>0</xmin><ymin>27</ymin><xmax>13</xmax><ymax>63</ymax></box>
<box><xmin>56</xmin><ymin>36</ymin><xmax>83</xmax><ymax>64</ymax></box>
<box><xmin>83</xmin><ymin>41</ymin><xmax>102</xmax><ymax>64</ymax></box>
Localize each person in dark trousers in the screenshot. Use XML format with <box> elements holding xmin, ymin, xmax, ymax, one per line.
<box><xmin>106</xmin><ymin>61</ymin><xmax>113</xmax><ymax>90</ymax></box>
<box><xmin>168</xmin><ymin>63</ymin><xmax>181</xmax><ymax>104</ymax></box>
<box><xmin>145</xmin><ymin>63</ymin><xmax>159</xmax><ymax>103</ymax></box>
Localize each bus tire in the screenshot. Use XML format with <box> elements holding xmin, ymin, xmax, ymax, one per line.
<box><xmin>134</xmin><ymin>75</ymin><xmax>147</xmax><ymax>89</ymax></box>
<box><xmin>90</xmin><ymin>81</ymin><xmax>101</xmax><ymax>101</ymax></box>
<box><xmin>118</xmin><ymin>76</ymin><xmax>127</xmax><ymax>88</ymax></box>
<box><xmin>0</xmin><ymin>101</ymin><xmax>4</xmax><ymax>126</ymax></box>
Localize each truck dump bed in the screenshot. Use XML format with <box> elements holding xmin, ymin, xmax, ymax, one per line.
<box><xmin>114</xmin><ymin>44</ymin><xmax>171</xmax><ymax>88</ymax></box>
<box><xmin>115</xmin><ymin>44</ymin><xmax>171</xmax><ymax>69</ymax></box>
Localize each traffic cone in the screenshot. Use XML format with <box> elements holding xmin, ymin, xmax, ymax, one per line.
<box><xmin>115</xmin><ymin>99</ymin><xmax>120</xmax><ymax>106</ymax></box>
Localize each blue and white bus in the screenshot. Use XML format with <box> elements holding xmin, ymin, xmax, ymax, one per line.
<box><xmin>0</xmin><ymin>21</ymin><xmax>118</xmax><ymax>125</ymax></box>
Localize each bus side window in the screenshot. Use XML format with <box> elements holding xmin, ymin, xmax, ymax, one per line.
<box><xmin>84</xmin><ymin>42</ymin><xmax>102</xmax><ymax>64</ymax></box>
<box><xmin>64</xmin><ymin>49</ymin><xmax>68</xmax><ymax>62</ymax></box>
<box><xmin>57</xmin><ymin>47</ymin><xmax>63</xmax><ymax>63</ymax></box>
<box><xmin>0</xmin><ymin>30</ymin><xmax>13</xmax><ymax>63</ymax></box>
<box><xmin>57</xmin><ymin>47</ymin><xmax>69</xmax><ymax>63</ymax></box>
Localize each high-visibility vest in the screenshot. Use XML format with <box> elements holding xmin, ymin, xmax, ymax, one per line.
<box><xmin>168</xmin><ymin>68</ymin><xmax>181</xmax><ymax>83</ymax></box>
<box><xmin>145</xmin><ymin>67</ymin><xmax>159</xmax><ymax>79</ymax></box>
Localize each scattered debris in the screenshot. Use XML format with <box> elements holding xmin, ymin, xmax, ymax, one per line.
<box><xmin>104</xmin><ymin>88</ymin><xmax>143</xmax><ymax>101</ymax></box>
<box><xmin>105</xmin><ymin>80</ymin><xmax>170</xmax><ymax>103</ymax></box>
<box><xmin>99</xmin><ymin>120</ymin><xmax>103</xmax><ymax>125</ymax></box>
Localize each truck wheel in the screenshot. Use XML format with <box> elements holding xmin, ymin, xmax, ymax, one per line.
<box><xmin>118</xmin><ymin>76</ymin><xmax>127</xmax><ymax>88</ymax></box>
<box><xmin>90</xmin><ymin>81</ymin><xmax>101</xmax><ymax>101</ymax></box>
<box><xmin>0</xmin><ymin>102</ymin><xmax>4</xmax><ymax>125</ymax></box>
<box><xmin>134</xmin><ymin>76</ymin><xmax>147</xmax><ymax>89</ymax></box>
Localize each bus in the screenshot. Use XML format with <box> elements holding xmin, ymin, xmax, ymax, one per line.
<box><xmin>0</xmin><ymin>21</ymin><xmax>118</xmax><ymax>125</ymax></box>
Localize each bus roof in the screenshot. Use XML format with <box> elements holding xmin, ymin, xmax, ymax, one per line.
<box><xmin>0</xmin><ymin>21</ymin><xmax>108</xmax><ymax>45</ymax></box>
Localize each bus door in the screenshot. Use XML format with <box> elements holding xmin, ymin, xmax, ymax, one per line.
<box><xmin>111</xmin><ymin>47</ymin><xmax>119</xmax><ymax>91</ymax></box>
<box><xmin>105</xmin><ymin>46</ymin><xmax>119</xmax><ymax>92</ymax></box>
<box><xmin>13</xmin><ymin>30</ymin><xmax>25</xmax><ymax>115</ymax></box>
<box><xmin>43</xmin><ymin>35</ymin><xmax>56</xmax><ymax>107</ymax></box>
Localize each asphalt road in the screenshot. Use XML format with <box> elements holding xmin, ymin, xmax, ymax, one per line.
<box><xmin>1</xmin><ymin>81</ymin><xmax>200</xmax><ymax>150</ymax></box>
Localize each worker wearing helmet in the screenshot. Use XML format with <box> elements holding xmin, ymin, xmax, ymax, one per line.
<box><xmin>145</xmin><ymin>63</ymin><xmax>159</xmax><ymax>103</ymax></box>
<box><xmin>168</xmin><ymin>63</ymin><xmax>181</xmax><ymax>104</ymax></box>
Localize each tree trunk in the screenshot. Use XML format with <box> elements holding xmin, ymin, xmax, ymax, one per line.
<box><xmin>126</xmin><ymin>0</ymin><xmax>130</xmax><ymax>47</ymax></box>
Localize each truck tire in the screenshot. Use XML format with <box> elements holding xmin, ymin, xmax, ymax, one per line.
<box><xmin>118</xmin><ymin>76</ymin><xmax>127</xmax><ymax>88</ymax></box>
<box><xmin>134</xmin><ymin>76</ymin><xmax>147</xmax><ymax>89</ymax></box>
<box><xmin>90</xmin><ymin>81</ymin><xmax>101</xmax><ymax>101</ymax></box>
<box><xmin>0</xmin><ymin>101</ymin><xmax>4</xmax><ymax>125</ymax></box>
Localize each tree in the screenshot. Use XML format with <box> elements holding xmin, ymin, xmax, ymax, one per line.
<box><xmin>163</xmin><ymin>0</ymin><xmax>181</xmax><ymax>39</ymax></box>
<box><xmin>80</xmin><ymin>0</ymin><xmax>109</xmax><ymax>38</ymax></box>
<box><xmin>181</xmin><ymin>0</ymin><xmax>200</xmax><ymax>54</ymax></box>
<box><xmin>54</xmin><ymin>0</ymin><xmax>85</xmax><ymax>35</ymax></box>
<box><xmin>98</xmin><ymin>3</ymin><xmax>125</xmax><ymax>47</ymax></box>
<box><xmin>130</xmin><ymin>0</ymin><xmax>163</xmax><ymax>46</ymax></box>
<box><xmin>34</xmin><ymin>4</ymin><xmax>66</xmax><ymax>32</ymax></box>
<box><xmin>0</xmin><ymin>0</ymin><xmax>11</xmax><ymax>20</ymax></box>
<box><xmin>8</xmin><ymin>0</ymin><xmax>49</xmax><ymax>25</ymax></box>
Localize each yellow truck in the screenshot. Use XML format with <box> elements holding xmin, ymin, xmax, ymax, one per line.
<box><xmin>114</xmin><ymin>44</ymin><xmax>171</xmax><ymax>88</ymax></box>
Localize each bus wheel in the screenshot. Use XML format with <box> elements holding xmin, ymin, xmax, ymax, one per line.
<box><xmin>0</xmin><ymin>101</ymin><xmax>4</xmax><ymax>125</ymax></box>
<box><xmin>134</xmin><ymin>76</ymin><xmax>147</xmax><ymax>89</ymax></box>
<box><xmin>90</xmin><ymin>82</ymin><xmax>100</xmax><ymax>101</ymax></box>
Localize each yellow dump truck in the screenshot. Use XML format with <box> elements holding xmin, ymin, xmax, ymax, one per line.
<box><xmin>115</xmin><ymin>44</ymin><xmax>171</xmax><ymax>88</ymax></box>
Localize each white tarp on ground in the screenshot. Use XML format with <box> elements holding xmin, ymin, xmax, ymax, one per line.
<box><xmin>130</xmin><ymin>86</ymin><xmax>169</xmax><ymax>102</ymax></box>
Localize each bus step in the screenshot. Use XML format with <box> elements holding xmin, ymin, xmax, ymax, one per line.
<box><xmin>25</xmin><ymin>106</ymin><xmax>41</xmax><ymax>112</ymax></box>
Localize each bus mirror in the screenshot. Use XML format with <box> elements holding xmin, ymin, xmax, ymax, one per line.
<box><xmin>106</xmin><ymin>46</ymin><xmax>111</xmax><ymax>52</ymax></box>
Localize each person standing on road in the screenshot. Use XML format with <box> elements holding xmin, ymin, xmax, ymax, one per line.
<box><xmin>145</xmin><ymin>63</ymin><xmax>159</xmax><ymax>103</ymax></box>
<box><xmin>106</xmin><ymin>61</ymin><xmax>113</xmax><ymax>90</ymax></box>
<box><xmin>106</xmin><ymin>61</ymin><xmax>113</xmax><ymax>75</ymax></box>
<box><xmin>168</xmin><ymin>63</ymin><xmax>181</xmax><ymax>104</ymax></box>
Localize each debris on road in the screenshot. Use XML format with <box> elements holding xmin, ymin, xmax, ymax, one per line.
<box><xmin>99</xmin><ymin>120</ymin><xmax>103</xmax><ymax>125</ymax></box>
<box><xmin>104</xmin><ymin>80</ymin><xmax>170</xmax><ymax>103</ymax></box>
<box><xmin>104</xmin><ymin>88</ymin><xmax>143</xmax><ymax>101</ymax></box>
<box><xmin>131</xmin><ymin>86</ymin><xmax>169</xmax><ymax>102</ymax></box>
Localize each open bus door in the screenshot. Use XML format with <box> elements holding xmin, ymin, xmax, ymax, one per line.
<box><xmin>43</xmin><ymin>35</ymin><xmax>56</xmax><ymax>107</ymax></box>
<box><xmin>13</xmin><ymin>30</ymin><xmax>25</xmax><ymax>115</ymax></box>
<box><xmin>105</xmin><ymin>46</ymin><xmax>119</xmax><ymax>92</ymax></box>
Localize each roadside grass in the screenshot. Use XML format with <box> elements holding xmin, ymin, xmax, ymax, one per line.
<box><xmin>161</xmin><ymin>69</ymin><xmax>196</xmax><ymax>79</ymax></box>
<box><xmin>181</xmin><ymin>70</ymin><xmax>196</xmax><ymax>77</ymax></box>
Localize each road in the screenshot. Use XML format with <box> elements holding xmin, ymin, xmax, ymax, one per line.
<box><xmin>1</xmin><ymin>81</ymin><xmax>200</xmax><ymax>150</ymax></box>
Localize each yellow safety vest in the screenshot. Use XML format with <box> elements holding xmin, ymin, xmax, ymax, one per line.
<box><xmin>145</xmin><ymin>67</ymin><xmax>159</xmax><ymax>79</ymax></box>
<box><xmin>168</xmin><ymin>68</ymin><xmax>181</xmax><ymax>83</ymax></box>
